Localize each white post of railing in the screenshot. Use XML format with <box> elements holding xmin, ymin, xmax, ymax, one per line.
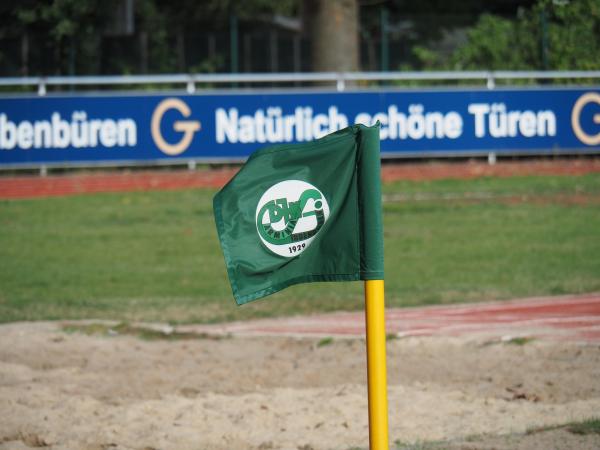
<box><xmin>336</xmin><ymin>74</ymin><xmax>345</xmax><ymax>92</ymax></box>
<box><xmin>486</xmin><ymin>72</ymin><xmax>495</xmax><ymax>89</ymax></box>
<box><xmin>38</xmin><ymin>78</ymin><xmax>47</xmax><ymax>96</ymax></box>
<box><xmin>186</xmin><ymin>78</ymin><xmax>196</xmax><ymax>94</ymax></box>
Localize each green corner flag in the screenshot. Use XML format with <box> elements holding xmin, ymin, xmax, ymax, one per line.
<box><xmin>213</xmin><ymin>123</ymin><xmax>384</xmax><ymax>305</ymax></box>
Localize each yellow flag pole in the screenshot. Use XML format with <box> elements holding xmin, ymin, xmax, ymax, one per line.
<box><xmin>365</xmin><ymin>279</ymin><xmax>389</xmax><ymax>450</ymax></box>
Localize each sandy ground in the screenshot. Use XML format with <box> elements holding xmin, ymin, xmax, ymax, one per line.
<box><xmin>0</xmin><ymin>322</ymin><xmax>599</xmax><ymax>450</ymax></box>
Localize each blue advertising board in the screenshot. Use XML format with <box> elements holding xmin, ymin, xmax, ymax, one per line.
<box><xmin>0</xmin><ymin>87</ymin><xmax>599</xmax><ymax>167</ymax></box>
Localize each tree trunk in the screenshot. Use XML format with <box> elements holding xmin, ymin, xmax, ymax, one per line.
<box><xmin>304</xmin><ymin>0</ymin><xmax>359</xmax><ymax>72</ymax></box>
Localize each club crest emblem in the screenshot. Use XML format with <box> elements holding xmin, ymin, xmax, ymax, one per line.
<box><xmin>256</xmin><ymin>180</ymin><xmax>330</xmax><ymax>257</ymax></box>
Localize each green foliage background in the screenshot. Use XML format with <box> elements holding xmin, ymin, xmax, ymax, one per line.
<box><xmin>2</xmin><ymin>0</ymin><xmax>598</xmax><ymax>76</ymax></box>
<box><xmin>412</xmin><ymin>0</ymin><xmax>600</xmax><ymax>72</ymax></box>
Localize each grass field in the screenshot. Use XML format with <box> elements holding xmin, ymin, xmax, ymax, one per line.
<box><xmin>1</xmin><ymin>173</ymin><xmax>599</xmax><ymax>324</ymax></box>
<box><xmin>388</xmin><ymin>418</ymin><xmax>600</xmax><ymax>450</ymax></box>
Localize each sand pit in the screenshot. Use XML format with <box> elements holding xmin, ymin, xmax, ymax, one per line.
<box><xmin>1</xmin><ymin>321</ymin><xmax>599</xmax><ymax>450</ymax></box>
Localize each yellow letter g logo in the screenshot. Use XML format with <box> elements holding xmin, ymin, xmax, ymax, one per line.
<box><xmin>571</xmin><ymin>92</ymin><xmax>600</xmax><ymax>146</ymax></box>
<box><xmin>151</xmin><ymin>98</ymin><xmax>201</xmax><ymax>155</ymax></box>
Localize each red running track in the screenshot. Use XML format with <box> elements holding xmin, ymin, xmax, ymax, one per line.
<box><xmin>0</xmin><ymin>169</ymin><xmax>238</xmax><ymax>199</ymax></box>
<box><xmin>2</xmin><ymin>159</ymin><xmax>600</xmax><ymax>200</ymax></box>
<box><xmin>187</xmin><ymin>293</ymin><xmax>600</xmax><ymax>343</ymax></box>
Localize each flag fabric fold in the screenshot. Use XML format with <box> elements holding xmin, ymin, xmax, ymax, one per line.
<box><xmin>213</xmin><ymin>123</ymin><xmax>384</xmax><ymax>305</ymax></box>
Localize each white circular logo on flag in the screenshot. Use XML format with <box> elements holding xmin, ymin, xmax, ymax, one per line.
<box><xmin>255</xmin><ymin>180</ymin><xmax>330</xmax><ymax>257</ymax></box>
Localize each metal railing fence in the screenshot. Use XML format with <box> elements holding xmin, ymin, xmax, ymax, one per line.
<box><xmin>1</xmin><ymin>70</ymin><xmax>600</xmax><ymax>95</ymax></box>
